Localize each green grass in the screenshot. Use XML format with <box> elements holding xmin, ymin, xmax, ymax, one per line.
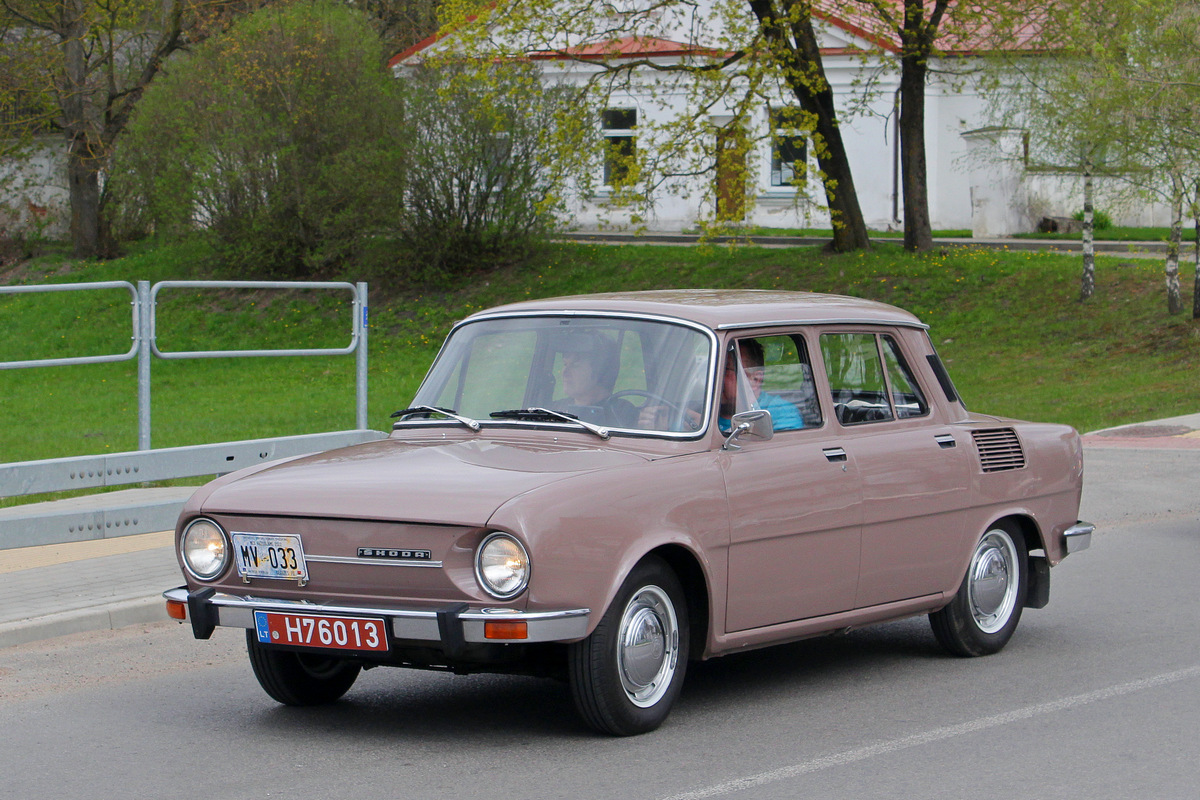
<box><xmin>2</xmin><ymin>237</ymin><xmax>1198</xmax><ymax>469</ymax></box>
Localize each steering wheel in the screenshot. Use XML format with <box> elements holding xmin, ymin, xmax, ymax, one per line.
<box><xmin>610</xmin><ymin>390</ymin><xmax>691</xmax><ymax>431</ymax></box>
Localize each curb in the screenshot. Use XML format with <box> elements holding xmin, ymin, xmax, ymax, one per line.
<box><xmin>555</xmin><ymin>231</ymin><xmax>1173</xmax><ymax>253</ymax></box>
<box><xmin>0</xmin><ymin>595</ymin><xmax>164</xmax><ymax>649</ymax></box>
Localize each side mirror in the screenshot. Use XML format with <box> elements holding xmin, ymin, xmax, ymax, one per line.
<box><xmin>723</xmin><ymin>409</ymin><xmax>774</xmax><ymax>450</ymax></box>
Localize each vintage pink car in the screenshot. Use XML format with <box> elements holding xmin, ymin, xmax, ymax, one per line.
<box><xmin>165</xmin><ymin>290</ymin><xmax>1092</xmax><ymax>735</ymax></box>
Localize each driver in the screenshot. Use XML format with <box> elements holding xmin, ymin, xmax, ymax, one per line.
<box><xmin>553</xmin><ymin>332</ymin><xmax>637</xmax><ymax>427</ymax></box>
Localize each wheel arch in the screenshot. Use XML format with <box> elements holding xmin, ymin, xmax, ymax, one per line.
<box><xmin>999</xmin><ymin>513</ymin><xmax>1044</xmax><ymax>553</ymax></box>
<box><xmin>645</xmin><ymin>544</ymin><xmax>710</xmax><ymax>661</ymax></box>
<box><xmin>990</xmin><ymin>513</ymin><xmax>1050</xmax><ymax>609</ymax></box>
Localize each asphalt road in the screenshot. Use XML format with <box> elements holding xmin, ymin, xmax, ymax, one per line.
<box><xmin>2</xmin><ymin>444</ymin><xmax>1197</xmax><ymax>800</ymax></box>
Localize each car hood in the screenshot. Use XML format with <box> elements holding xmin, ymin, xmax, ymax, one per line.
<box><xmin>189</xmin><ymin>437</ymin><xmax>651</xmax><ymax>526</ymax></box>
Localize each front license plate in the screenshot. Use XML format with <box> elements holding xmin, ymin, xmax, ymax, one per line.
<box><xmin>254</xmin><ymin>611</ymin><xmax>389</xmax><ymax>652</ymax></box>
<box><xmin>232</xmin><ymin>533</ymin><xmax>307</xmax><ymax>581</ymax></box>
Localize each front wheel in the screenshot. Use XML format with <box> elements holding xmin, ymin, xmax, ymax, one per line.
<box><xmin>930</xmin><ymin>521</ymin><xmax>1028</xmax><ymax>657</ymax></box>
<box><xmin>246</xmin><ymin>631</ymin><xmax>361</xmax><ymax>705</ymax></box>
<box><xmin>568</xmin><ymin>557</ymin><xmax>689</xmax><ymax>735</ymax></box>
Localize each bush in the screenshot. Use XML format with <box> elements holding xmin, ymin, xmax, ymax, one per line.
<box><xmin>1073</xmin><ymin>208</ymin><xmax>1113</xmax><ymax>230</ymax></box>
<box><xmin>394</xmin><ymin>62</ymin><xmax>592</xmax><ymax>279</ymax></box>
<box><xmin>113</xmin><ymin>2</ymin><xmax>404</xmax><ymax>278</ymax></box>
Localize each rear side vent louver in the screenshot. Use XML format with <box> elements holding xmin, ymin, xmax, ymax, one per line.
<box><xmin>972</xmin><ymin>428</ymin><xmax>1026</xmax><ymax>472</ymax></box>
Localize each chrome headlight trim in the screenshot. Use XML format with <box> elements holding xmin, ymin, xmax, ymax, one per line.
<box><xmin>180</xmin><ymin>517</ymin><xmax>230</xmax><ymax>581</ymax></box>
<box><xmin>475</xmin><ymin>532</ymin><xmax>531</xmax><ymax>600</ymax></box>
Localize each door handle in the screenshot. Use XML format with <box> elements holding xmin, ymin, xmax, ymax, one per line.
<box><xmin>934</xmin><ymin>434</ymin><xmax>957</xmax><ymax>449</ymax></box>
<box><xmin>823</xmin><ymin>447</ymin><xmax>847</xmax><ymax>462</ymax></box>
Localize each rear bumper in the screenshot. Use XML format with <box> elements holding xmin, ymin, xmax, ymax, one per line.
<box><xmin>163</xmin><ymin>586</ymin><xmax>590</xmax><ymax>645</ymax></box>
<box><xmin>1063</xmin><ymin>520</ymin><xmax>1095</xmax><ymax>554</ymax></box>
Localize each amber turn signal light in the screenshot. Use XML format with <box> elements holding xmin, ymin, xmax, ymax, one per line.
<box><xmin>484</xmin><ymin>620</ymin><xmax>528</xmax><ymax>640</ymax></box>
<box><xmin>166</xmin><ymin>599</ymin><xmax>188</xmax><ymax>621</ymax></box>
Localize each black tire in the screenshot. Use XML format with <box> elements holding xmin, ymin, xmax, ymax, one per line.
<box><xmin>568</xmin><ymin>556</ymin><xmax>689</xmax><ymax>736</ymax></box>
<box><xmin>245</xmin><ymin>631</ymin><xmax>361</xmax><ymax>706</ymax></box>
<box><xmin>930</xmin><ymin>521</ymin><xmax>1028</xmax><ymax>657</ymax></box>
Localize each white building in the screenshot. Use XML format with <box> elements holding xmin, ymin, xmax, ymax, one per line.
<box><xmin>393</xmin><ymin>3</ymin><xmax>1169</xmax><ymax>236</ymax></box>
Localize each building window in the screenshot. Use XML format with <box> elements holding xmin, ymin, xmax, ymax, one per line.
<box><xmin>769</xmin><ymin>108</ymin><xmax>806</xmax><ymax>188</ymax></box>
<box><xmin>0</xmin><ymin>89</ymin><xmax>57</xmax><ymax>135</ymax></box>
<box><xmin>601</xmin><ymin>108</ymin><xmax>637</xmax><ymax>186</ymax></box>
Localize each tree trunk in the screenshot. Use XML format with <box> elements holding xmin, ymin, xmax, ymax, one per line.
<box><xmin>61</xmin><ymin>0</ymin><xmax>102</xmax><ymax>258</ymax></box>
<box><xmin>1193</xmin><ymin>213</ymin><xmax>1200</xmax><ymax>319</ymax></box>
<box><xmin>897</xmin><ymin>35</ymin><xmax>933</xmax><ymax>252</ymax></box>
<box><xmin>749</xmin><ymin>0</ymin><xmax>870</xmax><ymax>252</ymax></box>
<box><xmin>1080</xmin><ymin>161</ymin><xmax>1095</xmax><ymax>301</ymax></box>
<box><xmin>801</xmin><ymin>81</ymin><xmax>871</xmax><ymax>252</ymax></box>
<box><xmin>1166</xmin><ymin>177</ymin><xmax>1183</xmax><ymax>315</ymax></box>
<box><xmin>67</xmin><ymin>136</ymin><xmax>103</xmax><ymax>257</ymax></box>
<box><xmin>1192</xmin><ymin>181</ymin><xmax>1200</xmax><ymax>320</ymax></box>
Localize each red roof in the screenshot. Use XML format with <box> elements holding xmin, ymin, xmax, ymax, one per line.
<box><xmin>528</xmin><ymin>35</ymin><xmax>733</xmax><ymax>61</ymax></box>
<box><xmin>812</xmin><ymin>0</ymin><xmax>1045</xmax><ymax>55</ymax></box>
<box><xmin>390</xmin><ymin>2</ymin><xmax>1043</xmax><ymax>67</ymax></box>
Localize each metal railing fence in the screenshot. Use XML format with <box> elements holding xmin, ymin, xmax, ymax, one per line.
<box><xmin>0</xmin><ymin>280</ymin><xmax>381</xmax><ymax>550</ymax></box>
<box><xmin>0</xmin><ymin>279</ymin><xmax>369</xmax><ymax>449</ymax></box>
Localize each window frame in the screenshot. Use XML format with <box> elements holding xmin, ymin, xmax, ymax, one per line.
<box><xmin>817</xmin><ymin>329</ymin><xmax>930</xmax><ymax>427</ymax></box>
<box><xmin>768</xmin><ymin>107</ymin><xmax>807</xmax><ymax>189</ymax></box>
<box><xmin>722</xmin><ymin>330</ymin><xmax>824</xmax><ymax>434</ymax></box>
<box><xmin>600</xmin><ymin>108</ymin><xmax>638</xmax><ymax>187</ymax></box>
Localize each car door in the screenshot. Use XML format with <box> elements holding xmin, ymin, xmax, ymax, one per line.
<box><xmin>819</xmin><ymin>328</ymin><xmax>973</xmax><ymax>609</ymax></box>
<box><xmin>722</xmin><ymin>332</ymin><xmax>864</xmax><ymax>633</ymax></box>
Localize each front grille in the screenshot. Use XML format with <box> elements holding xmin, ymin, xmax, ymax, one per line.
<box><xmin>972</xmin><ymin>428</ymin><xmax>1026</xmax><ymax>472</ymax></box>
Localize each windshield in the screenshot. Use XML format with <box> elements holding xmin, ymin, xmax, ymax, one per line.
<box><xmin>404</xmin><ymin>315</ymin><xmax>715</xmax><ymax>436</ymax></box>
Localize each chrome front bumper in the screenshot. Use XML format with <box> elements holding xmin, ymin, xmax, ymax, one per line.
<box><xmin>1063</xmin><ymin>521</ymin><xmax>1095</xmax><ymax>554</ymax></box>
<box><xmin>163</xmin><ymin>586</ymin><xmax>590</xmax><ymax>645</ymax></box>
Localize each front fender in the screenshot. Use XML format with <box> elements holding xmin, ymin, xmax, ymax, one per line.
<box><xmin>487</xmin><ymin>452</ymin><xmax>730</xmax><ymax>640</ymax></box>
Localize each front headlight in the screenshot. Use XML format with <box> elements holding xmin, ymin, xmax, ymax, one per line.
<box><xmin>181</xmin><ymin>517</ymin><xmax>229</xmax><ymax>580</ymax></box>
<box><xmin>475</xmin><ymin>532</ymin><xmax>530</xmax><ymax>599</ymax></box>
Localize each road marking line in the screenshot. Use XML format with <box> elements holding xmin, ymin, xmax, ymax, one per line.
<box><xmin>660</xmin><ymin>665</ymin><xmax>1200</xmax><ymax>800</ymax></box>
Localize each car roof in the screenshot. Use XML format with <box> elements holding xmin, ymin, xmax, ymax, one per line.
<box><xmin>466</xmin><ymin>289</ymin><xmax>927</xmax><ymax>331</ymax></box>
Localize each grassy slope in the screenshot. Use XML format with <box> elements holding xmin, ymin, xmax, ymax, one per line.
<box><xmin>2</xmin><ymin>238</ymin><xmax>1197</xmax><ymax>465</ymax></box>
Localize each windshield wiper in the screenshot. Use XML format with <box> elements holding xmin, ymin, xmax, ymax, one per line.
<box><xmin>390</xmin><ymin>405</ymin><xmax>481</xmax><ymax>431</ymax></box>
<box><xmin>490</xmin><ymin>407</ymin><xmax>610</xmax><ymax>440</ymax></box>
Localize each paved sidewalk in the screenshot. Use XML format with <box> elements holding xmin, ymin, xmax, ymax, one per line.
<box><xmin>2</xmin><ymin>412</ymin><xmax>1198</xmax><ymax>649</ymax></box>
<box><xmin>1080</xmin><ymin>412</ymin><xmax>1200</xmax><ymax>450</ymax></box>
<box><xmin>0</xmin><ymin>530</ymin><xmax>180</xmax><ymax>647</ymax></box>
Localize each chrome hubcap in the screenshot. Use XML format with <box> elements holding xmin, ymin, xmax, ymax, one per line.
<box><xmin>617</xmin><ymin>585</ymin><xmax>679</xmax><ymax>707</ymax></box>
<box><xmin>968</xmin><ymin>530</ymin><xmax>1019</xmax><ymax>634</ymax></box>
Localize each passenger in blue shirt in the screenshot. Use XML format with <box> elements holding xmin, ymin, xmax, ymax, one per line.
<box><xmin>718</xmin><ymin>339</ymin><xmax>805</xmax><ymax>433</ymax></box>
<box><xmin>637</xmin><ymin>338</ymin><xmax>806</xmax><ymax>433</ymax></box>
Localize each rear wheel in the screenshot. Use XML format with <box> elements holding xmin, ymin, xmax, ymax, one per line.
<box><xmin>568</xmin><ymin>557</ymin><xmax>689</xmax><ymax>735</ymax></box>
<box><xmin>246</xmin><ymin>631</ymin><xmax>361</xmax><ymax>705</ymax></box>
<box><xmin>930</xmin><ymin>521</ymin><xmax>1028</xmax><ymax>657</ymax></box>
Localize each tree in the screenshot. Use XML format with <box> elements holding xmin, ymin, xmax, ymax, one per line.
<box><xmin>0</xmin><ymin>0</ymin><xmax>232</xmax><ymax>256</ymax></box>
<box><xmin>115</xmin><ymin>1</ymin><xmax>405</xmax><ymax>276</ymax></box>
<box><xmin>394</xmin><ymin>60</ymin><xmax>593</xmax><ymax>276</ymax></box>
<box><xmin>356</xmin><ymin>0</ymin><xmax>441</xmax><ymax>54</ymax></box>
<box><xmin>982</xmin><ymin>50</ymin><xmax>1119</xmax><ymax>301</ymax></box>
<box><xmin>987</xmin><ymin>0</ymin><xmax>1200</xmax><ymax>315</ymax></box>
<box><xmin>743</xmin><ymin>1</ymin><xmax>869</xmax><ymax>250</ymax></box>
<box><xmin>841</xmin><ymin>1</ymin><xmax>1027</xmax><ymax>252</ymax></box>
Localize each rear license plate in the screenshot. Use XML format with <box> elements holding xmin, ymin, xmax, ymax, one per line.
<box><xmin>232</xmin><ymin>533</ymin><xmax>307</xmax><ymax>581</ymax></box>
<box><xmin>254</xmin><ymin>611</ymin><xmax>389</xmax><ymax>652</ymax></box>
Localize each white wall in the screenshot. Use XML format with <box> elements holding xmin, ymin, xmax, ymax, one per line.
<box><xmin>0</xmin><ymin>135</ymin><xmax>70</xmax><ymax>240</ymax></box>
<box><xmin>547</xmin><ymin>49</ymin><xmax>999</xmax><ymax>234</ymax></box>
